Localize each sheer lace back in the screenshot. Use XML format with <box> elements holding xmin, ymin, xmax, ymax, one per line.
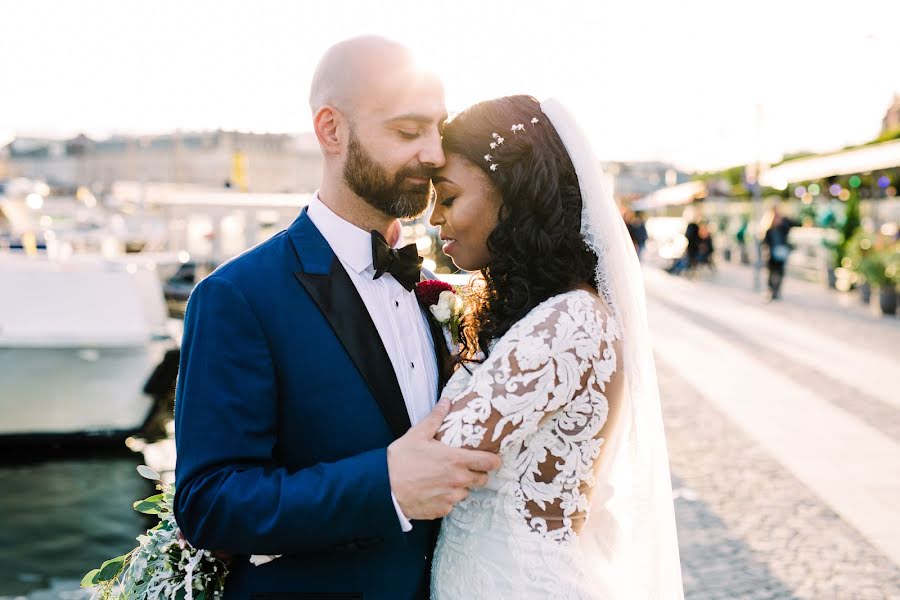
<box><xmin>437</xmin><ymin>289</ymin><xmax>622</xmax><ymax>545</ymax></box>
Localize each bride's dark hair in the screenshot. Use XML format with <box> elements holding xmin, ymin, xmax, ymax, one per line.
<box><xmin>441</xmin><ymin>95</ymin><xmax>599</xmax><ymax>358</ymax></box>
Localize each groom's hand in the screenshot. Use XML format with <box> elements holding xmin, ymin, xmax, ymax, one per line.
<box><xmin>387</xmin><ymin>397</ymin><xmax>501</xmax><ymax>520</ymax></box>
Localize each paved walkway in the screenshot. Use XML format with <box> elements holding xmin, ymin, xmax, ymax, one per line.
<box><xmin>648</xmin><ymin>264</ymin><xmax>900</xmax><ymax>599</ymax></box>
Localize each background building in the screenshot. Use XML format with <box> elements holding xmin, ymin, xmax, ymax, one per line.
<box><xmin>2</xmin><ymin>130</ymin><xmax>323</xmax><ymax>194</ymax></box>
<box><xmin>605</xmin><ymin>161</ymin><xmax>690</xmax><ymax>204</ymax></box>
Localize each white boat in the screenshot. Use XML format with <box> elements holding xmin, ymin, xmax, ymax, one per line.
<box><xmin>0</xmin><ymin>253</ymin><xmax>178</xmax><ymax>442</ymax></box>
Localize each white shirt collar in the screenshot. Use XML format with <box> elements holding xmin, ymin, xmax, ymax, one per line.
<box><xmin>306</xmin><ymin>193</ymin><xmax>375</xmax><ymax>275</ymax></box>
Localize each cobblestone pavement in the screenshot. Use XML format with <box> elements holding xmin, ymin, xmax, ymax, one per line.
<box><xmin>650</xmin><ymin>265</ymin><xmax>900</xmax><ymax>599</ymax></box>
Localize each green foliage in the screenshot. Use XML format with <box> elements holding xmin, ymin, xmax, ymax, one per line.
<box><xmin>98</xmin><ymin>554</ymin><xmax>130</xmax><ymax>581</ymax></box>
<box><xmin>722</xmin><ymin>165</ymin><xmax>746</xmax><ymax>187</ymax></box>
<box><xmin>844</xmin><ymin>229</ymin><xmax>874</xmax><ymax>270</ymax></box>
<box><xmin>834</xmin><ymin>191</ymin><xmax>861</xmax><ymax>269</ymax></box>
<box><xmin>868</xmin><ymin>128</ymin><xmax>900</xmax><ymax>146</ymax></box>
<box><xmin>798</xmin><ymin>204</ymin><xmax>816</xmax><ymax>224</ymax></box>
<box><xmin>133</xmin><ymin>494</ymin><xmax>165</xmax><ymax>515</ymax></box>
<box><xmin>846</xmin><ymin>229</ymin><xmax>900</xmax><ymax>288</ymax></box>
<box><xmin>82</xmin><ymin>466</ymin><xmax>228</xmax><ymax>599</ymax></box>
<box><xmin>81</xmin><ymin>568</ymin><xmax>102</xmax><ymax>588</ymax></box>
<box><xmin>885</xmin><ymin>247</ymin><xmax>900</xmax><ymax>287</ymax></box>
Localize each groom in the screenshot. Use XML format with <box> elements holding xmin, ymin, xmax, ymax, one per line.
<box><xmin>174</xmin><ymin>36</ymin><xmax>501</xmax><ymax>599</ymax></box>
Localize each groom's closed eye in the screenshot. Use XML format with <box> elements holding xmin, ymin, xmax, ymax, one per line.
<box><xmin>398</xmin><ymin>129</ymin><xmax>422</xmax><ymax>139</ymax></box>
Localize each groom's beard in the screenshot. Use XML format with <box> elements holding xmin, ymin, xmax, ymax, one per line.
<box><xmin>343</xmin><ymin>130</ymin><xmax>434</xmax><ymax>220</ymax></box>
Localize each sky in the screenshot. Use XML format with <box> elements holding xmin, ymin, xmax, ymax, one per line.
<box><xmin>1</xmin><ymin>0</ymin><xmax>898</xmax><ymax>171</ymax></box>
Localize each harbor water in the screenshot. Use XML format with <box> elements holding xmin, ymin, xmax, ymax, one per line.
<box><xmin>0</xmin><ymin>452</ymin><xmax>159</xmax><ymax>598</ymax></box>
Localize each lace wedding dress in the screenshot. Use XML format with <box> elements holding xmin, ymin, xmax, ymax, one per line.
<box><xmin>431</xmin><ymin>289</ymin><xmax>623</xmax><ymax>600</ymax></box>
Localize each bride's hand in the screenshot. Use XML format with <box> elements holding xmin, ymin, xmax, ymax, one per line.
<box><xmin>387</xmin><ymin>397</ymin><xmax>501</xmax><ymax>520</ymax></box>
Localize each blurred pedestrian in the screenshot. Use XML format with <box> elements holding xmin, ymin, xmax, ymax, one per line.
<box><xmin>760</xmin><ymin>207</ymin><xmax>796</xmax><ymax>301</ymax></box>
<box><xmin>696</xmin><ymin>221</ymin><xmax>714</xmax><ymax>269</ymax></box>
<box><xmin>666</xmin><ymin>215</ymin><xmax>715</xmax><ymax>277</ymax></box>
<box><xmin>684</xmin><ymin>219</ymin><xmax>701</xmax><ymax>270</ymax></box>
<box><xmin>626</xmin><ymin>210</ymin><xmax>649</xmax><ymax>261</ymax></box>
<box><xmin>735</xmin><ymin>216</ymin><xmax>750</xmax><ymax>264</ymax></box>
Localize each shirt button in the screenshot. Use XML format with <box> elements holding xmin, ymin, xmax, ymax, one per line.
<box><xmin>410</xmin><ymin>362</ymin><xmax>415</xmax><ymax>369</ymax></box>
<box><xmin>395</xmin><ymin>300</ymin><xmax>400</xmax><ymax>308</ymax></box>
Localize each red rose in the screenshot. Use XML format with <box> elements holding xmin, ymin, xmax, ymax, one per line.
<box><xmin>415</xmin><ymin>279</ymin><xmax>454</xmax><ymax>307</ymax></box>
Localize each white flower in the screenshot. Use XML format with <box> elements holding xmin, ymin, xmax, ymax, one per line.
<box><xmin>434</xmin><ymin>305</ymin><xmax>453</xmax><ymax>322</ymax></box>
<box><xmin>430</xmin><ymin>289</ymin><xmax>465</xmax><ymax>324</ymax></box>
<box><xmin>492</xmin><ymin>132</ymin><xmax>499</xmax><ymax>139</ymax></box>
<box><xmin>496</xmin><ymin>136</ymin><xmax>505</xmax><ymax>144</ymax></box>
<box><xmin>531</xmin><ymin>117</ymin><xmax>539</xmax><ymax>124</ymax></box>
<box><xmin>512</xmin><ymin>124</ymin><xmax>524</xmax><ymax>132</ymax></box>
<box><xmin>428</xmin><ymin>290</ymin><xmax>458</xmax><ymax>324</ymax></box>
<box><xmin>490</xmin><ymin>142</ymin><xmax>497</xmax><ymax>149</ymax></box>
<box><xmin>438</xmin><ymin>290</ymin><xmax>458</xmax><ymax>309</ymax></box>
<box><xmin>484</xmin><ymin>154</ymin><xmax>492</xmax><ymax>161</ymax></box>
<box><xmin>430</xmin><ymin>304</ymin><xmax>452</xmax><ymax>323</ymax></box>
<box><xmin>490</xmin><ymin>163</ymin><xmax>499</xmax><ymax>171</ymax></box>
<box><xmin>452</xmin><ymin>293</ymin><xmax>465</xmax><ymax>314</ymax></box>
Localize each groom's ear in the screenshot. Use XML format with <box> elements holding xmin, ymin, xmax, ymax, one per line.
<box><xmin>313</xmin><ymin>106</ymin><xmax>344</xmax><ymax>156</ymax></box>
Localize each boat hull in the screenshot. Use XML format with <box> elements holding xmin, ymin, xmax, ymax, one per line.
<box><xmin>0</xmin><ymin>341</ymin><xmax>168</xmax><ymax>439</ymax></box>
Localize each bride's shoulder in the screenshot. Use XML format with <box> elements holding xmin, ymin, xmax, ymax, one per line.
<box><xmin>518</xmin><ymin>288</ymin><xmax>619</xmax><ymax>336</ymax></box>
<box><xmin>535</xmin><ymin>287</ymin><xmax>611</xmax><ymax>315</ymax></box>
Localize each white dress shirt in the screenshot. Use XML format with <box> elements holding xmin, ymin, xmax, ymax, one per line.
<box><xmin>306</xmin><ymin>195</ymin><xmax>438</xmax><ymax>532</ymax></box>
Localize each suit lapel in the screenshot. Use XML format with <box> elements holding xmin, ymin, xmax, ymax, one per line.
<box><xmin>290</xmin><ymin>210</ymin><xmax>412</xmax><ymax>439</ymax></box>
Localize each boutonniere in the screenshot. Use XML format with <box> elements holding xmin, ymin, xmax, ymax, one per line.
<box><xmin>415</xmin><ymin>280</ymin><xmax>465</xmax><ymax>345</ymax></box>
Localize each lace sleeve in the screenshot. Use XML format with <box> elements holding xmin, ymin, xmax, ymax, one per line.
<box><xmin>437</xmin><ymin>291</ymin><xmax>620</xmax><ymax>455</ymax></box>
<box><xmin>436</xmin><ymin>291</ymin><xmax>622</xmax><ymax>541</ymax></box>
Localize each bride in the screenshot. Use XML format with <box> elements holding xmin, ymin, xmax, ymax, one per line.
<box><xmin>428</xmin><ymin>95</ymin><xmax>684</xmax><ymax>599</ymax></box>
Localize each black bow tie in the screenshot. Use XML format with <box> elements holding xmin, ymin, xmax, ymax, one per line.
<box><xmin>371</xmin><ymin>230</ymin><xmax>423</xmax><ymax>292</ymax></box>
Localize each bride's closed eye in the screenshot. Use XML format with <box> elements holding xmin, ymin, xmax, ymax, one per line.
<box><xmin>440</xmin><ymin>196</ymin><xmax>457</xmax><ymax>208</ymax></box>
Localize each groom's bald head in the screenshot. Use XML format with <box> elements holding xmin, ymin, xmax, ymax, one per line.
<box><xmin>309</xmin><ymin>35</ymin><xmax>447</xmax><ymax>220</ymax></box>
<box><xmin>309</xmin><ymin>36</ymin><xmax>416</xmax><ymax>115</ymax></box>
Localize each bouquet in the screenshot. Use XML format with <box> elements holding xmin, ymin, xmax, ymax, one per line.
<box><xmin>81</xmin><ymin>466</ymin><xmax>228</xmax><ymax>600</ymax></box>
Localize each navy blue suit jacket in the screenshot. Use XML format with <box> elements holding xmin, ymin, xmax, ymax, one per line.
<box><xmin>174</xmin><ymin>209</ymin><xmax>452</xmax><ymax>599</ymax></box>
